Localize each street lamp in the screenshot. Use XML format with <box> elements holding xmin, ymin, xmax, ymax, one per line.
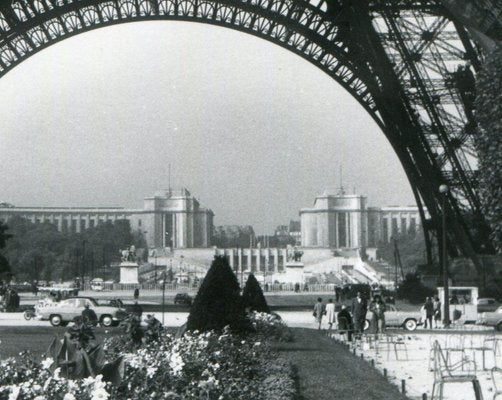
<box><xmin>439</xmin><ymin>184</ymin><xmax>450</xmax><ymax>328</ymax></box>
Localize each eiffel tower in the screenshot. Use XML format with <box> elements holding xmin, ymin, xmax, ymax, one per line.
<box><xmin>0</xmin><ymin>0</ymin><xmax>500</xmax><ymax>270</ymax></box>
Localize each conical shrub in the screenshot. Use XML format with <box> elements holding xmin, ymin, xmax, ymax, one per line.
<box><xmin>186</xmin><ymin>256</ymin><xmax>250</xmax><ymax>333</ymax></box>
<box><xmin>242</xmin><ymin>273</ymin><xmax>270</xmax><ymax>313</ymax></box>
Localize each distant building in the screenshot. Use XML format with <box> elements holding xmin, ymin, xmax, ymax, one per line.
<box><xmin>288</xmin><ymin>220</ymin><xmax>301</xmax><ymax>245</ymax></box>
<box><xmin>212</xmin><ymin>225</ymin><xmax>255</xmax><ymax>248</ymax></box>
<box><xmin>300</xmin><ymin>190</ymin><xmax>426</xmax><ymax>251</ymax></box>
<box><xmin>0</xmin><ymin>188</ymin><xmax>213</xmax><ymax>249</ymax></box>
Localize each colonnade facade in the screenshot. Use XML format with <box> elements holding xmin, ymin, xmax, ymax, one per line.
<box><xmin>0</xmin><ymin>188</ymin><xmax>214</xmax><ymax>249</ymax></box>
<box><xmin>300</xmin><ymin>192</ymin><xmax>425</xmax><ymax>250</ymax></box>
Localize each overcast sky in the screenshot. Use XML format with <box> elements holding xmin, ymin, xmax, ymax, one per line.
<box><xmin>0</xmin><ymin>22</ymin><xmax>415</xmax><ymax>234</ymax></box>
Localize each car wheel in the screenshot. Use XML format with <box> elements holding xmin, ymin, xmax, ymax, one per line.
<box><xmin>50</xmin><ymin>314</ymin><xmax>63</xmax><ymax>327</ymax></box>
<box><xmin>363</xmin><ymin>319</ymin><xmax>370</xmax><ymax>331</ymax></box>
<box><xmin>404</xmin><ymin>319</ymin><xmax>418</xmax><ymax>331</ymax></box>
<box><xmin>23</xmin><ymin>310</ymin><xmax>33</xmax><ymax>320</ymax></box>
<box><xmin>496</xmin><ymin>322</ymin><xmax>502</xmax><ymax>332</ymax></box>
<box><xmin>101</xmin><ymin>315</ymin><xmax>113</xmax><ymax>327</ymax></box>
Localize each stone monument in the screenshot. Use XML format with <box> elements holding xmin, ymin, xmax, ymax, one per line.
<box><xmin>276</xmin><ymin>246</ymin><xmax>305</xmax><ymax>283</ymax></box>
<box><xmin>117</xmin><ymin>245</ymin><xmax>139</xmax><ymax>284</ymax></box>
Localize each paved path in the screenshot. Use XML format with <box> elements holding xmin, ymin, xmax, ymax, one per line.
<box><xmin>0</xmin><ymin>311</ymin><xmax>320</xmax><ymax>328</ymax></box>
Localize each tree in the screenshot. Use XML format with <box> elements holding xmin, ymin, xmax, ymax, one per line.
<box><xmin>376</xmin><ymin>229</ymin><xmax>427</xmax><ymax>275</ymax></box>
<box><xmin>396</xmin><ymin>273</ymin><xmax>435</xmax><ymax>304</ymax></box>
<box><xmin>475</xmin><ymin>44</ymin><xmax>502</xmax><ymax>252</ymax></box>
<box><xmin>242</xmin><ymin>273</ymin><xmax>270</xmax><ymax>313</ymax></box>
<box><xmin>0</xmin><ymin>253</ymin><xmax>11</xmax><ymax>281</ymax></box>
<box><xmin>0</xmin><ymin>221</ymin><xmax>12</xmax><ymax>249</ymax></box>
<box><xmin>186</xmin><ymin>256</ymin><xmax>250</xmax><ymax>333</ymax></box>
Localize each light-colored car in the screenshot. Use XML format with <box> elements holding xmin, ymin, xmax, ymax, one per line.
<box><xmin>477</xmin><ymin>305</ymin><xmax>502</xmax><ymax>331</ymax></box>
<box><xmin>364</xmin><ymin>304</ymin><xmax>423</xmax><ymax>331</ymax></box>
<box><xmin>36</xmin><ymin>296</ymin><xmax>127</xmax><ymax>327</ymax></box>
<box><xmin>477</xmin><ymin>298</ymin><xmax>500</xmax><ymax>313</ymax></box>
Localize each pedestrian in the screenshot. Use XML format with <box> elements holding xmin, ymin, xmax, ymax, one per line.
<box><xmin>423</xmin><ymin>297</ymin><xmax>434</xmax><ymax>329</ymax></box>
<box><xmin>133</xmin><ymin>288</ymin><xmax>139</xmax><ymax>300</ymax></box>
<box><xmin>131</xmin><ymin>300</ymin><xmax>143</xmax><ymax>319</ymax></box>
<box><xmin>313</xmin><ymin>297</ymin><xmax>325</xmax><ymax>330</ymax></box>
<box><xmin>351</xmin><ymin>291</ymin><xmax>368</xmax><ymax>334</ymax></box>
<box><xmin>145</xmin><ymin>314</ymin><xmax>163</xmax><ymax>341</ymax></box>
<box><xmin>82</xmin><ymin>303</ymin><xmax>98</xmax><ymax>327</ymax></box>
<box><xmin>433</xmin><ymin>295</ymin><xmax>442</xmax><ymax>328</ymax></box>
<box><xmin>337</xmin><ymin>305</ymin><xmax>353</xmax><ymax>341</ymax></box>
<box><xmin>369</xmin><ymin>295</ymin><xmax>386</xmax><ymax>334</ymax></box>
<box><xmin>326</xmin><ymin>298</ymin><xmax>336</xmax><ymax>330</ymax></box>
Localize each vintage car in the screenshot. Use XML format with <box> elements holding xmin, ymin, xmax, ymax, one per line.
<box><xmin>364</xmin><ymin>304</ymin><xmax>423</xmax><ymax>331</ymax></box>
<box><xmin>174</xmin><ymin>293</ymin><xmax>193</xmax><ymax>306</ymax></box>
<box><xmin>477</xmin><ymin>305</ymin><xmax>502</xmax><ymax>331</ymax></box>
<box><xmin>36</xmin><ymin>296</ymin><xmax>127</xmax><ymax>327</ymax></box>
<box><xmin>477</xmin><ymin>298</ymin><xmax>500</xmax><ymax>313</ymax></box>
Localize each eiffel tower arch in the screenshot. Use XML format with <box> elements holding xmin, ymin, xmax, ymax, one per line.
<box><xmin>0</xmin><ymin>0</ymin><xmax>499</xmax><ymax>270</ymax></box>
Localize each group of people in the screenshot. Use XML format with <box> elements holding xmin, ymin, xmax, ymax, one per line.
<box><xmin>314</xmin><ymin>292</ymin><xmax>446</xmax><ymax>333</ymax></box>
<box><xmin>313</xmin><ymin>291</ymin><xmax>387</xmax><ymax>336</ymax></box>
<box><xmin>421</xmin><ymin>295</ymin><xmax>442</xmax><ymax>329</ymax></box>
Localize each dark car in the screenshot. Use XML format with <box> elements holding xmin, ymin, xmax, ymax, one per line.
<box><xmin>174</xmin><ymin>293</ymin><xmax>192</xmax><ymax>306</ymax></box>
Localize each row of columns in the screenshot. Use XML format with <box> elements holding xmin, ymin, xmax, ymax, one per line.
<box><xmin>215</xmin><ymin>248</ymin><xmax>289</xmax><ymax>273</ymax></box>
<box><xmin>4</xmin><ymin>212</ymin><xmax>129</xmax><ymax>233</ymax></box>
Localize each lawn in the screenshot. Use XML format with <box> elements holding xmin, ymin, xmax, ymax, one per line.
<box><xmin>0</xmin><ymin>326</ymin><xmax>123</xmax><ymax>360</ymax></box>
<box><xmin>274</xmin><ymin>328</ymin><xmax>408</xmax><ymax>400</ymax></box>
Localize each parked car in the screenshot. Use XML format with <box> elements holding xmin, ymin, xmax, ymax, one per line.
<box><xmin>364</xmin><ymin>304</ymin><xmax>423</xmax><ymax>331</ymax></box>
<box><xmin>477</xmin><ymin>298</ymin><xmax>500</xmax><ymax>313</ymax></box>
<box><xmin>36</xmin><ymin>296</ymin><xmax>127</xmax><ymax>327</ymax></box>
<box><xmin>174</xmin><ymin>293</ymin><xmax>192</xmax><ymax>306</ymax></box>
<box><xmin>477</xmin><ymin>305</ymin><xmax>502</xmax><ymax>331</ymax></box>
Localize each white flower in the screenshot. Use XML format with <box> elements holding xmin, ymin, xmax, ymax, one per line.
<box><xmin>254</xmin><ymin>342</ymin><xmax>261</xmax><ymax>346</ymax></box>
<box><xmin>63</xmin><ymin>394</ymin><xmax>76</xmax><ymax>400</ymax></box>
<box><xmin>169</xmin><ymin>351</ymin><xmax>184</xmax><ymax>376</ymax></box>
<box><xmin>82</xmin><ymin>376</ymin><xmax>95</xmax><ymax>386</ymax></box>
<box><xmin>8</xmin><ymin>386</ymin><xmax>20</xmax><ymax>400</ymax></box>
<box><xmin>91</xmin><ymin>387</ymin><xmax>109</xmax><ymax>400</ymax></box>
<box><xmin>41</xmin><ymin>357</ymin><xmax>54</xmax><ymax>370</ymax></box>
<box><xmin>146</xmin><ymin>366</ymin><xmax>157</xmax><ymax>378</ymax></box>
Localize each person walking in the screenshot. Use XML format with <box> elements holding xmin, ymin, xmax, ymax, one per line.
<box><xmin>326</xmin><ymin>298</ymin><xmax>336</xmax><ymax>331</ymax></box>
<box><xmin>133</xmin><ymin>288</ymin><xmax>140</xmax><ymax>300</ymax></box>
<box><xmin>369</xmin><ymin>295</ymin><xmax>386</xmax><ymax>334</ymax></box>
<box><xmin>433</xmin><ymin>295</ymin><xmax>442</xmax><ymax>328</ymax></box>
<box><xmin>313</xmin><ymin>297</ymin><xmax>325</xmax><ymax>330</ymax></box>
<box><xmin>351</xmin><ymin>291</ymin><xmax>368</xmax><ymax>334</ymax></box>
<box><xmin>423</xmin><ymin>297</ymin><xmax>434</xmax><ymax>329</ymax></box>
<box><xmin>82</xmin><ymin>303</ymin><xmax>98</xmax><ymax>327</ymax></box>
<box><xmin>337</xmin><ymin>305</ymin><xmax>353</xmax><ymax>341</ymax></box>
<box><xmin>131</xmin><ymin>300</ymin><xmax>143</xmax><ymax>319</ymax></box>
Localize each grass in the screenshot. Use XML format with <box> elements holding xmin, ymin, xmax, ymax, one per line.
<box><xmin>0</xmin><ymin>326</ymin><xmax>123</xmax><ymax>360</ymax></box>
<box><xmin>274</xmin><ymin>328</ymin><xmax>408</xmax><ymax>400</ymax></box>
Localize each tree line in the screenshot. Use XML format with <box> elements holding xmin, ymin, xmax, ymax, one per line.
<box><xmin>0</xmin><ymin>216</ymin><xmax>146</xmax><ymax>284</ymax></box>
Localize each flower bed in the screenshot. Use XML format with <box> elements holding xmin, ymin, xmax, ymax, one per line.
<box><xmin>248</xmin><ymin>312</ymin><xmax>294</xmax><ymax>342</ymax></box>
<box><xmin>0</xmin><ymin>325</ymin><xmax>296</xmax><ymax>400</ymax></box>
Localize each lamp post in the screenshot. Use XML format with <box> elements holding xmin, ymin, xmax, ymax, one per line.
<box><xmin>439</xmin><ymin>184</ymin><xmax>450</xmax><ymax>328</ymax></box>
<box><xmin>81</xmin><ymin>240</ymin><xmax>87</xmax><ymax>287</ymax></box>
<box><xmin>154</xmin><ymin>251</ymin><xmax>158</xmax><ymax>283</ymax></box>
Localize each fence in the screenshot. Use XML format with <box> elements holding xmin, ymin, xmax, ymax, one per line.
<box><xmin>82</xmin><ymin>282</ymin><xmax>339</xmax><ymax>293</ymax></box>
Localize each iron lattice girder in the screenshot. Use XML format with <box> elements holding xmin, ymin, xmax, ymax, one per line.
<box><xmin>0</xmin><ymin>0</ymin><xmax>494</xmax><ymax>259</ymax></box>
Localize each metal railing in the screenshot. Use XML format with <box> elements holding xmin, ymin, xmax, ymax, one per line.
<box><xmin>82</xmin><ymin>282</ymin><xmax>340</xmax><ymax>293</ymax></box>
